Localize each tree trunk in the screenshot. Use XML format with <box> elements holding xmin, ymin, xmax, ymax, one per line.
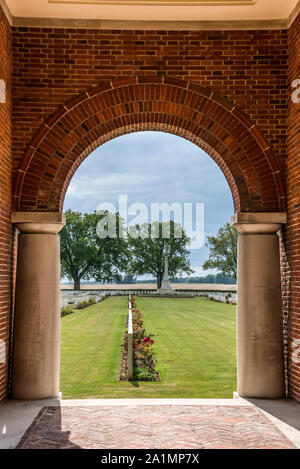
<box><xmin>157</xmin><ymin>272</ymin><xmax>163</xmax><ymax>289</ymax></box>
<box><xmin>74</xmin><ymin>277</ymin><xmax>80</xmax><ymax>290</ymax></box>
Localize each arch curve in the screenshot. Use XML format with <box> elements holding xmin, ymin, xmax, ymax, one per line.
<box><xmin>13</xmin><ymin>76</ymin><xmax>285</xmax><ymax>213</ymax></box>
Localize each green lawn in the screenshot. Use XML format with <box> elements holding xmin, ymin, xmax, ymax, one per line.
<box><xmin>60</xmin><ymin>296</ymin><xmax>236</xmax><ymax>399</ymax></box>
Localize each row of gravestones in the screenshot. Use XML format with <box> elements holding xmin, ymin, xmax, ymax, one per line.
<box><xmin>60</xmin><ymin>292</ymin><xmax>110</xmax><ymax>309</ymax></box>
<box><xmin>60</xmin><ymin>289</ymin><xmax>237</xmax><ymax>307</ymax></box>
<box><xmin>202</xmin><ymin>292</ymin><xmax>237</xmax><ymax>305</ymax></box>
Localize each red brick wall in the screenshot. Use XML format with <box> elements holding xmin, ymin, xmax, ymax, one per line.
<box><xmin>13</xmin><ymin>77</ymin><xmax>285</xmax><ymax>213</ymax></box>
<box><xmin>286</xmin><ymin>11</ymin><xmax>300</xmax><ymax>402</ymax></box>
<box><xmin>12</xmin><ymin>28</ymin><xmax>288</xmax><ymax>177</ymax></box>
<box><xmin>10</xmin><ymin>24</ymin><xmax>293</xmax><ymax>394</ymax></box>
<box><xmin>0</xmin><ymin>7</ymin><xmax>12</xmax><ymax>401</ymax></box>
<box><xmin>6</xmin><ymin>17</ymin><xmax>300</xmax><ymax>402</ymax></box>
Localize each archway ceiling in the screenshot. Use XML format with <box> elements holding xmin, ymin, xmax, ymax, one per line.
<box><xmin>5</xmin><ymin>0</ymin><xmax>299</xmax><ymax>22</ymax></box>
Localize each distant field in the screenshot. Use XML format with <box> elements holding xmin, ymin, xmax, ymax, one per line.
<box><xmin>60</xmin><ymin>296</ymin><xmax>236</xmax><ymax>399</ymax></box>
<box><xmin>61</xmin><ymin>283</ymin><xmax>237</xmax><ymax>291</ymax></box>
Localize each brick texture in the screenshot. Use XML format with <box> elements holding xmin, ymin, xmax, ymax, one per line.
<box><xmin>0</xmin><ymin>7</ymin><xmax>297</xmax><ymax>402</ymax></box>
<box><xmin>16</xmin><ymin>405</ymin><xmax>295</xmax><ymax>449</ymax></box>
<box><xmin>13</xmin><ymin>77</ymin><xmax>285</xmax><ymax>213</ymax></box>
<box><xmin>286</xmin><ymin>12</ymin><xmax>300</xmax><ymax>403</ymax></box>
<box><xmin>12</xmin><ymin>27</ymin><xmax>288</xmax><ymax>212</ymax></box>
<box><xmin>0</xmin><ymin>7</ymin><xmax>12</xmax><ymax>401</ymax></box>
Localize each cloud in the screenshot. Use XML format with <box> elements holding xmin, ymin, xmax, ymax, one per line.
<box><xmin>64</xmin><ymin>131</ymin><xmax>234</xmax><ymax>275</ymax></box>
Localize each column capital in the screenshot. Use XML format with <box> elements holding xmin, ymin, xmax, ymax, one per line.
<box><xmin>12</xmin><ymin>211</ymin><xmax>65</xmax><ymax>234</ymax></box>
<box><xmin>231</xmin><ymin>212</ymin><xmax>287</xmax><ymax>234</ymax></box>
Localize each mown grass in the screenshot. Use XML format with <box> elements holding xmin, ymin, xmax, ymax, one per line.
<box><xmin>60</xmin><ymin>295</ymin><xmax>236</xmax><ymax>399</ymax></box>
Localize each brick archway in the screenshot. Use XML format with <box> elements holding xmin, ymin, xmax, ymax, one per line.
<box><xmin>13</xmin><ymin>77</ymin><xmax>285</xmax><ymax>213</ymax></box>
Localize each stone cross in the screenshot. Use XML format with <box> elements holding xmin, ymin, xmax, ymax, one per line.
<box><xmin>163</xmin><ymin>254</ymin><xmax>169</xmax><ymax>281</ymax></box>
<box><xmin>158</xmin><ymin>254</ymin><xmax>173</xmax><ymax>294</ymax></box>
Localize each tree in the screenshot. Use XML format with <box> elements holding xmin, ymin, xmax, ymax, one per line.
<box><xmin>117</xmin><ymin>274</ymin><xmax>137</xmax><ymax>284</ymax></box>
<box><xmin>60</xmin><ymin>210</ymin><xmax>129</xmax><ymax>290</ymax></box>
<box><xmin>203</xmin><ymin>222</ymin><xmax>238</xmax><ymax>279</ymax></box>
<box><xmin>127</xmin><ymin>220</ymin><xmax>193</xmax><ymax>289</ymax></box>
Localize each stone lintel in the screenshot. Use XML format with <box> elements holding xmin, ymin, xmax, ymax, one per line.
<box><xmin>12</xmin><ymin>17</ymin><xmax>288</xmax><ymax>31</ymax></box>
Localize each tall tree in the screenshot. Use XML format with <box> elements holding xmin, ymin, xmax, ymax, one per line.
<box><xmin>60</xmin><ymin>210</ymin><xmax>129</xmax><ymax>290</ymax></box>
<box><xmin>203</xmin><ymin>222</ymin><xmax>238</xmax><ymax>279</ymax></box>
<box><xmin>127</xmin><ymin>220</ymin><xmax>193</xmax><ymax>289</ymax></box>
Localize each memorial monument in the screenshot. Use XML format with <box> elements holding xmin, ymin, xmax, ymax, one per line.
<box><xmin>158</xmin><ymin>254</ymin><xmax>174</xmax><ymax>295</ymax></box>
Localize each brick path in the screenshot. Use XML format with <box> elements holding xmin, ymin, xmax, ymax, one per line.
<box><xmin>16</xmin><ymin>405</ymin><xmax>295</xmax><ymax>449</ymax></box>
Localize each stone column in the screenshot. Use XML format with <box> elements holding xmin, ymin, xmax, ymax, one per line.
<box><xmin>232</xmin><ymin>212</ymin><xmax>287</xmax><ymax>399</ymax></box>
<box><xmin>11</xmin><ymin>212</ymin><xmax>65</xmax><ymax>400</ymax></box>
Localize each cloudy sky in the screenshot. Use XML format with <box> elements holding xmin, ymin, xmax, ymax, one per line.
<box><xmin>63</xmin><ymin>131</ymin><xmax>233</xmax><ymax>278</ymax></box>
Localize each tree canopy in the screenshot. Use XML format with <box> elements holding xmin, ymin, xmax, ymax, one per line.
<box><xmin>127</xmin><ymin>220</ymin><xmax>193</xmax><ymax>289</ymax></box>
<box><xmin>203</xmin><ymin>222</ymin><xmax>238</xmax><ymax>279</ymax></box>
<box><xmin>60</xmin><ymin>210</ymin><xmax>128</xmax><ymax>290</ymax></box>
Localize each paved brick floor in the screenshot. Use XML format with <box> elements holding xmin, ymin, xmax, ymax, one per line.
<box><xmin>16</xmin><ymin>405</ymin><xmax>295</xmax><ymax>449</ymax></box>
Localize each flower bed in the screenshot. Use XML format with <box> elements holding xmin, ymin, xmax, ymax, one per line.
<box><xmin>61</xmin><ymin>305</ymin><xmax>75</xmax><ymax>318</ymax></box>
<box><xmin>120</xmin><ymin>296</ymin><xmax>160</xmax><ymax>382</ymax></box>
<box><xmin>75</xmin><ymin>296</ymin><xmax>97</xmax><ymax>310</ymax></box>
